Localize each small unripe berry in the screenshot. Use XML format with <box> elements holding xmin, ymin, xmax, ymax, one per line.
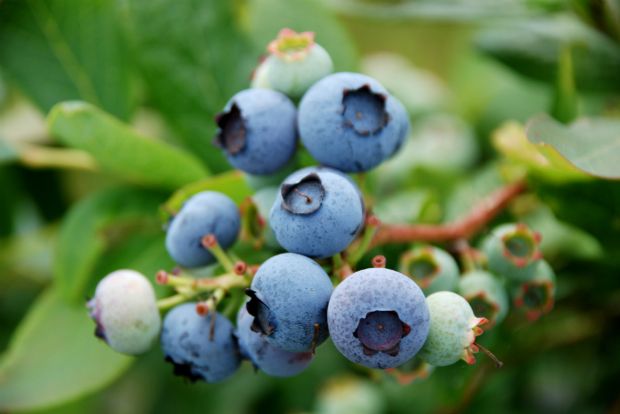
<box><xmin>481</xmin><ymin>223</ymin><xmax>543</xmax><ymax>282</ymax></box>
<box><xmin>251</xmin><ymin>29</ymin><xmax>333</xmax><ymax>98</ymax></box>
<box><xmin>399</xmin><ymin>246</ymin><xmax>459</xmax><ymax>294</ymax></box>
<box><xmin>87</xmin><ymin>269</ymin><xmax>161</xmax><ymax>355</ymax></box>
<box><xmin>458</xmin><ymin>270</ymin><xmax>509</xmax><ymax>327</ymax></box>
<box><xmin>419</xmin><ymin>292</ymin><xmax>488</xmax><ymax>366</ymax></box>
<box><xmin>512</xmin><ymin>259</ymin><xmax>556</xmax><ymax>321</ymax></box>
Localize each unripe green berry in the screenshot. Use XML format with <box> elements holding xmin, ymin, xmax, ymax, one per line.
<box><xmin>251</xmin><ymin>29</ymin><xmax>333</xmax><ymax>98</ymax></box>
<box><xmin>512</xmin><ymin>259</ymin><xmax>556</xmax><ymax>321</ymax></box>
<box><xmin>419</xmin><ymin>291</ymin><xmax>488</xmax><ymax>367</ymax></box>
<box><xmin>87</xmin><ymin>269</ymin><xmax>161</xmax><ymax>355</ymax></box>
<box><xmin>459</xmin><ymin>270</ymin><xmax>509</xmax><ymax>327</ymax></box>
<box><xmin>481</xmin><ymin>223</ymin><xmax>543</xmax><ymax>282</ymax></box>
<box><xmin>399</xmin><ymin>246</ymin><xmax>459</xmax><ymax>294</ymax></box>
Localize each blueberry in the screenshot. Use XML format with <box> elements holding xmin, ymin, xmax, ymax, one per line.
<box><xmin>458</xmin><ymin>270</ymin><xmax>509</xmax><ymax>327</ymax></box>
<box><xmin>251</xmin><ymin>29</ymin><xmax>333</xmax><ymax>99</ymax></box>
<box><xmin>481</xmin><ymin>223</ymin><xmax>543</xmax><ymax>282</ymax></box>
<box><xmin>87</xmin><ymin>269</ymin><xmax>161</xmax><ymax>355</ymax></box>
<box><xmin>298</xmin><ymin>72</ymin><xmax>409</xmax><ymax>172</ymax></box>
<box><xmin>165</xmin><ymin>191</ymin><xmax>240</xmax><ymax>268</ymax></box>
<box><xmin>269</xmin><ymin>167</ymin><xmax>365</xmax><ymax>258</ymax></box>
<box><xmin>419</xmin><ymin>291</ymin><xmax>489</xmax><ymax>367</ymax></box>
<box><xmin>161</xmin><ymin>303</ymin><xmax>240</xmax><ymax>383</ymax></box>
<box><xmin>214</xmin><ymin>88</ymin><xmax>297</xmax><ymax>175</ymax></box>
<box><xmin>245</xmin><ymin>253</ymin><xmax>333</xmax><ymax>352</ymax></box>
<box><xmin>236</xmin><ymin>303</ymin><xmax>314</xmax><ymax>377</ymax></box>
<box><xmin>327</xmin><ymin>268</ymin><xmax>430</xmax><ymax>369</ymax></box>
<box><xmin>399</xmin><ymin>246</ymin><xmax>459</xmax><ymax>295</ymax></box>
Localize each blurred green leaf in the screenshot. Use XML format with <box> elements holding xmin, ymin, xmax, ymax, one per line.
<box><xmin>493</xmin><ymin>121</ymin><xmax>590</xmax><ymax>182</ymax></box>
<box><xmin>0</xmin><ymin>139</ymin><xmax>18</xmax><ymax>165</ymax></box>
<box><xmin>55</xmin><ymin>186</ymin><xmax>164</xmax><ymax>302</ymax></box>
<box><xmin>121</xmin><ymin>0</ymin><xmax>255</xmax><ymax>172</ymax></box>
<box><xmin>161</xmin><ymin>170</ymin><xmax>253</xmax><ymax>221</ymax></box>
<box><xmin>374</xmin><ymin>191</ymin><xmax>433</xmax><ymax>225</ymax></box>
<box><xmin>476</xmin><ymin>15</ymin><xmax>620</xmax><ymax>91</ymax></box>
<box><xmin>247</xmin><ymin>0</ymin><xmax>359</xmax><ymax>71</ymax></box>
<box><xmin>0</xmin><ymin>288</ymin><xmax>133</xmax><ymax>412</ymax></box>
<box><xmin>444</xmin><ymin>163</ymin><xmax>504</xmax><ymax>221</ymax></box>
<box><xmin>0</xmin><ymin>0</ymin><xmax>135</xmax><ymax>119</ymax></box>
<box><xmin>523</xmin><ymin>205</ymin><xmax>603</xmax><ymax>261</ymax></box>
<box><xmin>551</xmin><ymin>45</ymin><xmax>577</xmax><ymax>123</ymax></box>
<box><xmin>327</xmin><ymin>0</ymin><xmax>531</xmax><ymax>22</ymax></box>
<box><xmin>48</xmin><ymin>101</ymin><xmax>208</xmax><ymax>189</ymax></box>
<box><xmin>526</xmin><ymin>114</ymin><xmax>620</xmax><ymax>179</ymax></box>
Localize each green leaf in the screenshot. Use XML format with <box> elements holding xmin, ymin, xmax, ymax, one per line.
<box><xmin>48</xmin><ymin>101</ymin><xmax>208</xmax><ymax>189</ymax></box>
<box><xmin>55</xmin><ymin>186</ymin><xmax>164</xmax><ymax>302</ymax></box>
<box><xmin>493</xmin><ymin>121</ymin><xmax>590</xmax><ymax>183</ymax></box>
<box><xmin>550</xmin><ymin>45</ymin><xmax>577</xmax><ymax>124</ymax></box>
<box><xmin>476</xmin><ymin>15</ymin><xmax>620</xmax><ymax>92</ymax></box>
<box><xmin>121</xmin><ymin>0</ymin><xmax>256</xmax><ymax>172</ymax></box>
<box><xmin>373</xmin><ymin>191</ymin><xmax>433</xmax><ymax>225</ymax></box>
<box><xmin>526</xmin><ymin>114</ymin><xmax>620</xmax><ymax>180</ymax></box>
<box><xmin>0</xmin><ymin>288</ymin><xmax>133</xmax><ymax>412</ymax></box>
<box><xmin>327</xmin><ymin>0</ymin><xmax>531</xmax><ymax>22</ymax></box>
<box><xmin>0</xmin><ymin>138</ymin><xmax>18</xmax><ymax>165</ymax></box>
<box><xmin>247</xmin><ymin>0</ymin><xmax>359</xmax><ymax>71</ymax></box>
<box><xmin>523</xmin><ymin>206</ymin><xmax>603</xmax><ymax>261</ymax></box>
<box><xmin>161</xmin><ymin>170</ymin><xmax>253</xmax><ymax>221</ymax></box>
<box><xmin>0</xmin><ymin>0</ymin><xmax>135</xmax><ymax>119</ymax></box>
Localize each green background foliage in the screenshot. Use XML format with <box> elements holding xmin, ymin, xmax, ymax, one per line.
<box><xmin>0</xmin><ymin>0</ymin><xmax>619</xmax><ymax>413</ymax></box>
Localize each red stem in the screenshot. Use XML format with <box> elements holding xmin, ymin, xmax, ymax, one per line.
<box><xmin>371</xmin><ymin>180</ymin><xmax>526</xmax><ymax>247</ymax></box>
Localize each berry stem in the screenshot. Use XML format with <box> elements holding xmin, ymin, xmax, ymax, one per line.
<box><xmin>201</xmin><ymin>234</ymin><xmax>236</xmax><ymax>273</ymax></box>
<box><xmin>347</xmin><ymin>215</ymin><xmax>380</xmax><ymax>266</ymax></box>
<box><xmin>157</xmin><ymin>293</ymin><xmax>193</xmax><ymax>311</ymax></box>
<box><xmin>371</xmin><ymin>180</ymin><xmax>526</xmax><ymax>247</ymax></box>
<box><xmin>475</xmin><ymin>342</ymin><xmax>503</xmax><ymax>368</ymax></box>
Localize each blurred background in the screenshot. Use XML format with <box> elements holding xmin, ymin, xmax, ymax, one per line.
<box><xmin>1</xmin><ymin>0</ymin><xmax>619</xmax><ymax>413</ymax></box>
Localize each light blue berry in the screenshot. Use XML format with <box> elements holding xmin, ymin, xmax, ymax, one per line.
<box><xmin>214</xmin><ymin>88</ymin><xmax>297</xmax><ymax>175</ymax></box>
<box><xmin>327</xmin><ymin>268</ymin><xmax>430</xmax><ymax>369</ymax></box>
<box><xmin>246</xmin><ymin>253</ymin><xmax>333</xmax><ymax>352</ymax></box>
<box><xmin>236</xmin><ymin>304</ymin><xmax>314</xmax><ymax>377</ymax></box>
<box><xmin>165</xmin><ymin>191</ymin><xmax>240</xmax><ymax>268</ymax></box>
<box><xmin>270</xmin><ymin>167</ymin><xmax>364</xmax><ymax>258</ymax></box>
<box><xmin>298</xmin><ymin>72</ymin><xmax>409</xmax><ymax>172</ymax></box>
<box><xmin>161</xmin><ymin>303</ymin><xmax>240</xmax><ymax>383</ymax></box>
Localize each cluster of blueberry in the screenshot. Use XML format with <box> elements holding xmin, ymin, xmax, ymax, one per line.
<box><xmin>87</xmin><ymin>29</ymin><xmax>556</xmax><ymax>382</ymax></box>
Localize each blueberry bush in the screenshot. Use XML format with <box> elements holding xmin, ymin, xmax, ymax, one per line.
<box><xmin>1</xmin><ymin>1</ymin><xmax>619</xmax><ymax>413</ymax></box>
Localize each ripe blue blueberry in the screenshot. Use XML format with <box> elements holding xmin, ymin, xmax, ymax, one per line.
<box><xmin>161</xmin><ymin>303</ymin><xmax>241</xmax><ymax>383</ymax></box>
<box><xmin>269</xmin><ymin>167</ymin><xmax>364</xmax><ymax>258</ymax></box>
<box><xmin>165</xmin><ymin>191</ymin><xmax>240</xmax><ymax>268</ymax></box>
<box><xmin>236</xmin><ymin>303</ymin><xmax>314</xmax><ymax>377</ymax></box>
<box><xmin>419</xmin><ymin>292</ymin><xmax>488</xmax><ymax>367</ymax></box>
<box><xmin>399</xmin><ymin>246</ymin><xmax>459</xmax><ymax>295</ymax></box>
<box><xmin>298</xmin><ymin>72</ymin><xmax>409</xmax><ymax>172</ymax></box>
<box><xmin>481</xmin><ymin>223</ymin><xmax>543</xmax><ymax>282</ymax></box>
<box><xmin>251</xmin><ymin>29</ymin><xmax>333</xmax><ymax>98</ymax></box>
<box><xmin>327</xmin><ymin>268</ymin><xmax>430</xmax><ymax>369</ymax></box>
<box><xmin>245</xmin><ymin>253</ymin><xmax>333</xmax><ymax>352</ymax></box>
<box><xmin>214</xmin><ymin>88</ymin><xmax>297</xmax><ymax>175</ymax></box>
<box><xmin>87</xmin><ymin>269</ymin><xmax>161</xmax><ymax>355</ymax></box>
<box><xmin>459</xmin><ymin>270</ymin><xmax>509</xmax><ymax>327</ymax></box>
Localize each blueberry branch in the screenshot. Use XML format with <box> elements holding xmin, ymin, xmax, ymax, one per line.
<box><xmin>371</xmin><ymin>180</ymin><xmax>526</xmax><ymax>247</ymax></box>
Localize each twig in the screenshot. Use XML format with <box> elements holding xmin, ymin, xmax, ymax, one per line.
<box><xmin>371</xmin><ymin>180</ymin><xmax>526</xmax><ymax>247</ymax></box>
